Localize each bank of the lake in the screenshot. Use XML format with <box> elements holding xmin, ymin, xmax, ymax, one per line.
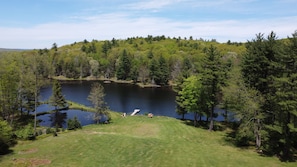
<box><xmin>51</xmin><ymin>75</ymin><xmax>164</xmax><ymax>88</ymax></box>
<box><xmin>1</xmin><ymin>116</ymin><xmax>295</xmax><ymax>167</ymax></box>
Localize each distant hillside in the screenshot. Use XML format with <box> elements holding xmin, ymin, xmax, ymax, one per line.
<box><xmin>0</xmin><ymin>48</ymin><xmax>29</xmax><ymax>52</ymax></box>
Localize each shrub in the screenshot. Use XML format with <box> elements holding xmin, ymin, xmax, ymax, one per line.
<box><xmin>0</xmin><ymin>138</ymin><xmax>10</xmax><ymax>155</ymax></box>
<box><xmin>67</xmin><ymin>116</ymin><xmax>82</xmax><ymax>130</ymax></box>
<box><xmin>14</xmin><ymin>124</ymin><xmax>35</xmax><ymax>140</ymax></box>
<box><xmin>46</xmin><ymin>127</ymin><xmax>52</xmax><ymax>134</ymax></box>
<box><xmin>0</xmin><ymin>120</ymin><xmax>15</xmax><ymax>154</ymax></box>
<box><xmin>53</xmin><ymin>131</ymin><xmax>58</xmax><ymax>137</ymax></box>
<box><xmin>73</xmin><ymin>116</ymin><xmax>82</xmax><ymax>129</ymax></box>
<box><xmin>37</xmin><ymin>129</ymin><xmax>43</xmax><ymax>136</ymax></box>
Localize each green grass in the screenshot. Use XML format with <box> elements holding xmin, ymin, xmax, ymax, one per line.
<box><xmin>67</xmin><ymin>100</ymin><xmax>121</xmax><ymax>120</ymax></box>
<box><xmin>1</xmin><ymin>116</ymin><xmax>296</xmax><ymax>167</ymax></box>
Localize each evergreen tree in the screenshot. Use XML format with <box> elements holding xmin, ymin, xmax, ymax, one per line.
<box><xmin>147</xmin><ymin>49</ymin><xmax>154</xmax><ymax>59</ymax></box>
<box><xmin>174</xmin><ymin>76</ymin><xmax>187</xmax><ymax>120</ymax></box>
<box><xmin>102</xmin><ymin>41</ymin><xmax>111</xmax><ymax>57</ymax></box>
<box><xmin>182</xmin><ymin>57</ymin><xmax>192</xmax><ymax>78</ymax></box>
<box><xmin>266</xmin><ymin>31</ymin><xmax>297</xmax><ymax>160</ymax></box>
<box><xmin>149</xmin><ymin>58</ymin><xmax>160</xmax><ymax>84</ymax></box>
<box><xmin>242</xmin><ymin>31</ymin><xmax>297</xmax><ymax>159</ymax></box>
<box><xmin>0</xmin><ymin>120</ymin><xmax>15</xmax><ymax>154</ymax></box>
<box><xmin>116</xmin><ymin>49</ymin><xmax>131</xmax><ymax>80</ymax></box>
<box><xmin>52</xmin><ymin>43</ymin><xmax>58</xmax><ymax>51</ymax></box>
<box><xmin>130</xmin><ymin>65</ymin><xmax>139</xmax><ymax>83</ymax></box>
<box><xmin>202</xmin><ymin>45</ymin><xmax>226</xmax><ymax>131</ymax></box>
<box><xmin>49</xmin><ymin>80</ymin><xmax>67</xmax><ymax>110</ymax></box>
<box><xmin>157</xmin><ymin>55</ymin><xmax>170</xmax><ymax>85</ymax></box>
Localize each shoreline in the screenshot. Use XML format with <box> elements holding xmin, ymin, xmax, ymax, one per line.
<box><xmin>51</xmin><ymin>75</ymin><xmax>172</xmax><ymax>88</ymax></box>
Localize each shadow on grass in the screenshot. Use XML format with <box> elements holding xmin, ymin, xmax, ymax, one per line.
<box><xmin>180</xmin><ymin>119</ymin><xmax>209</xmax><ymax>129</ymax></box>
<box><xmin>179</xmin><ymin>118</ymin><xmax>297</xmax><ymax>162</ymax></box>
<box><xmin>179</xmin><ymin>119</ymin><xmax>237</xmax><ymax>131</ymax></box>
<box><xmin>0</xmin><ymin>149</ymin><xmax>14</xmax><ymax>161</ymax></box>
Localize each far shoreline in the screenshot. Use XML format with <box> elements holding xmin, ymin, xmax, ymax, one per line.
<box><xmin>50</xmin><ymin>75</ymin><xmax>173</xmax><ymax>88</ymax></box>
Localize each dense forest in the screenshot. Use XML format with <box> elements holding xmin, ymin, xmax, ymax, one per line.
<box><xmin>0</xmin><ymin>32</ymin><xmax>296</xmax><ymax>161</ymax></box>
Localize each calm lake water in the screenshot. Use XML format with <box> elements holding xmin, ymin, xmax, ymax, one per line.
<box><xmin>37</xmin><ymin>80</ymin><xmax>225</xmax><ymax>127</ymax></box>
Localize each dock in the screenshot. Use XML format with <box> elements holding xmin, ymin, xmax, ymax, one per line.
<box><xmin>131</xmin><ymin>109</ymin><xmax>140</xmax><ymax>116</ymax></box>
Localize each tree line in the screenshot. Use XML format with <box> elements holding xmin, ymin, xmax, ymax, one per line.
<box><xmin>175</xmin><ymin>31</ymin><xmax>297</xmax><ymax>161</ymax></box>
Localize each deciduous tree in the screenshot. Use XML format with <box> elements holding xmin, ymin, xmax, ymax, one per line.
<box><xmin>87</xmin><ymin>82</ymin><xmax>109</xmax><ymax>124</ymax></box>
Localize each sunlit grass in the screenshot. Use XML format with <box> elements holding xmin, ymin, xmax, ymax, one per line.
<box><xmin>67</xmin><ymin>100</ymin><xmax>121</xmax><ymax>120</ymax></box>
<box><xmin>1</xmin><ymin>116</ymin><xmax>295</xmax><ymax>167</ymax></box>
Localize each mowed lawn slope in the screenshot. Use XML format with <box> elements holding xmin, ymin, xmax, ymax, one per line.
<box><xmin>1</xmin><ymin>116</ymin><xmax>295</xmax><ymax>167</ymax></box>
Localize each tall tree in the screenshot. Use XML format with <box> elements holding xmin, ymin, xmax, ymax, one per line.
<box><xmin>49</xmin><ymin>80</ymin><xmax>67</xmax><ymax>110</ymax></box>
<box><xmin>88</xmin><ymin>82</ymin><xmax>109</xmax><ymax>124</ymax></box>
<box><xmin>157</xmin><ymin>55</ymin><xmax>170</xmax><ymax>85</ymax></box>
<box><xmin>174</xmin><ymin>76</ymin><xmax>187</xmax><ymax>120</ymax></box>
<box><xmin>178</xmin><ymin>75</ymin><xmax>205</xmax><ymax>126</ymax></box>
<box><xmin>242</xmin><ymin>31</ymin><xmax>297</xmax><ymax>159</ymax></box>
<box><xmin>52</xmin><ymin>43</ymin><xmax>58</xmax><ymax>51</ymax></box>
<box><xmin>0</xmin><ymin>58</ymin><xmax>19</xmax><ymax>126</ymax></box>
<box><xmin>116</xmin><ymin>49</ymin><xmax>131</xmax><ymax>80</ymax></box>
<box><xmin>89</xmin><ymin>59</ymin><xmax>99</xmax><ymax>77</ymax></box>
<box><xmin>149</xmin><ymin>59</ymin><xmax>159</xmax><ymax>84</ymax></box>
<box><xmin>182</xmin><ymin>57</ymin><xmax>192</xmax><ymax>78</ymax></box>
<box><xmin>202</xmin><ymin>45</ymin><xmax>226</xmax><ymax>131</ymax></box>
<box><xmin>266</xmin><ymin>31</ymin><xmax>297</xmax><ymax>160</ymax></box>
<box><xmin>19</xmin><ymin>53</ymin><xmax>44</xmax><ymax>133</ymax></box>
<box><xmin>222</xmin><ymin>67</ymin><xmax>264</xmax><ymax>149</ymax></box>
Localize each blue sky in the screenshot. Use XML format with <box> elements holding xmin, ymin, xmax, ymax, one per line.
<box><xmin>0</xmin><ymin>0</ymin><xmax>296</xmax><ymax>49</ymax></box>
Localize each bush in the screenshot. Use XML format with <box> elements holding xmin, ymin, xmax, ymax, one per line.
<box><xmin>0</xmin><ymin>120</ymin><xmax>15</xmax><ymax>154</ymax></box>
<box><xmin>15</xmin><ymin>124</ymin><xmax>35</xmax><ymax>140</ymax></box>
<box><xmin>37</xmin><ymin>129</ymin><xmax>43</xmax><ymax>136</ymax></box>
<box><xmin>46</xmin><ymin>128</ymin><xmax>52</xmax><ymax>134</ymax></box>
<box><xmin>0</xmin><ymin>138</ymin><xmax>10</xmax><ymax>155</ymax></box>
<box><xmin>53</xmin><ymin>131</ymin><xmax>58</xmax><ymax>137</ymax></box>
<box><xmin>67</xmin><ymin>116</ymin><xmax>82</xmax><ymax>130</ymax></box>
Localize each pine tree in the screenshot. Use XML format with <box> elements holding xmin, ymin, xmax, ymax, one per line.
<box><xmin>149</xmin><ymin>58</ymin><xmax>159</xmax><ymax>84</ymax></box>
<box><xmin>49</xmin><ymin>80</ymin><xmax>67</xmax><ymax>110</ymax></box>
<box><xmin>157</xmin><ymin>55</ymin><xmax>170</xmax><ymax>85</ymax></box>
<box><xmin>242</xmin><ymin>31</ymin><xmax>297</xmax><ymax>159</ymax></box>
<box><xmin>268</xmin><ymin>31</ymin><xmax>297</xmax><ymax>160</ymax></box>
<box><xmin>202</xmin><ymin>45</ymin><xmax>226</xmax><ymax>131</ymax></box>
<box><xmin>116</xmin><ymin>49</ymin><xmax>131</xmax><ymax>80</ymax></box>
<box><xmin>174</xmin><ymin>76</ymin><xmax>187</xmax><ymax>120</ymax></box>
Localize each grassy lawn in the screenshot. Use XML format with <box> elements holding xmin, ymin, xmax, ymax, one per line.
<box><xmin>0</xmin><ymin>116</ymin><xmax>296</xmax><ymax>167</ymax></box>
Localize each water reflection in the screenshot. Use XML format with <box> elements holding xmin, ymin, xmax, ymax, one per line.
<box><xmin>37</xmin><ymin>109</ymin><xmax>96</xmax><ymax>128</ymax></box>
<box><xmin>49</xmin><ymin>111</ymin><xmax>67</xmax><ymax>128</ymax></box>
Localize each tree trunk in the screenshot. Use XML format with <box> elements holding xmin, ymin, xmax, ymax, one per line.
<box><xmin>255</xmin><ymin>118</ymin><xmax>261</xmax><ymax>149</ymax></box>
<box><xmin>224</xmin><ymin>109</ymin><xmax>228</xmax><ymax>122</ymax></box>
<box><xmin>209</xmin><ymin>106</ymin><xmax>214</xmax><ymax>131</ymax></box>
<box><xmin>194</xmin><ymin>112</ymin><xmax>198</xmax><ymax>127</ymax></box>
<box><xmin>283</xmin><ymin>112</ymin><xmax>291</xmax><ymax>159</ymax></box>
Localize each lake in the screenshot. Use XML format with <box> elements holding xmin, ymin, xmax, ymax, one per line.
<box><xmin>37</xmin><ymin>80</ymin><xmax>226</xmax><ymax>127</ymax></box>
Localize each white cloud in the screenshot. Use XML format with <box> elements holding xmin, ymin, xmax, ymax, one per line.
<box><xmin>1</xmin><ymin>12</ymin><xmax>296</xmax><ymax>49</ymax></box>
